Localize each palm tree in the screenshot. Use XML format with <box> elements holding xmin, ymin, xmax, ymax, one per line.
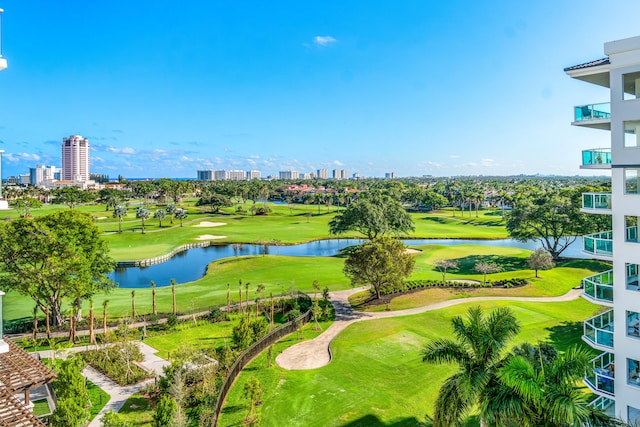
<box><xmin>422</xmin><ymin>306</ymin><xmax>520</xmax><ymax>427</ymax></box>
<box><xmin>171</xmin><ymin>279</ymin><xmax>177</xmax><ymax>315</ymax></box>
<box><xmin>113</xmin><ymin>205</ymin><xmax>127</xmax><ymax>233</ymax></box>
<box><xmin>174</xmin><ymin>208</ymin><xmax>188</xmax><ymax>227</ymax></box>
<box><xmin>154</xmin><ymin>209</ymin><xmax>166</xmax><ymax>227</ymax></box>
<box><xmin>151</xmin><ymin>281</ymin><xmax>157</xmax><ymax>316</ymax></box>
<box><xmin>102</xmin><ymin>300</ymin><xmax>109</xmax><ymax>335</ymax></box>
<box><xmin>89</xmin><ymin>299</ymin><xmax>96</xmax><ymax>345</ymax></box>
<box><xmin>136</xmin><ymin>207</ymin><xmax>151</xmax><ymax>234</ymax></box>
<box><xmin>484</xmin><ymin>343</ymin><xmax>618</xmax><ymax>427</ymax></box>
<box><xmin>166</xmin><ymin>203</ymin><xmax>177</xmax><ymax>224</ymax></box>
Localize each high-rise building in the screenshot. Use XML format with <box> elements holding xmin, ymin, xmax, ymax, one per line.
<box><xmin>197</xmin><ymin>170</ymin><xmax>214</xmax><ymax>181</ymax></box>
<box><xmin>61</xmin><ymin>135</ymin><xmax>90</xmax><ymax>181</ymax></box>
<box><xmin>213</xmin><ymin>169</ymin><xmax>245</xmax><ymax>180</ymax></box>
<box><xmin>246</xmin><ymin>170</ymin><xmax>261</xmax><ymax>180</ymax></box>
<box><xmin>279</xmin><ymin>170</ymin><xmax>299</xmax><ymax>180</ymax></box>
<box><xmin>333</xmin><ymin>169</ymin><xmax>349</xmax><ymax>180</ymax></box>
<box><xmin>565</xmin><ymin>35</ymin><xmax>640</xmax><ymax>423</ymax></box>
<box><xmin>317</xmin><ymin>169</ymin><xmax>329</xmax><ymax>179</ymax></box>
<box><xmin>30</xmin><ymin>165</ymin><xmax>59</xmax><ymax>186</ymax></box>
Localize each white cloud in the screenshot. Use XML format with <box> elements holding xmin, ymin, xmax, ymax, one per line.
<box><xmin>333</xmin><ymin>160</ymin><xmax>344</xmax><ymax>166</ymax></box>
<box><xmin>314</xmin><ymin>36</ymin><xmax>337</xmax><ymax>47</ymax></box>
<box><xmin>107</xmin><ymin>146</ymin><xmax>137</xmax><ymax>155</ymax></box>
<box><xmin>480</xmin><ymin>158</ymin><xmax>497</xmax><ymax>167</ymax></box>
<box><xmin>449</xmin><ymin>155</ymin><xmax>460</xmax><ymax>159</ymax></box>
<box><xmin>5</xmin><ymin>152</ymin><xmax>41</xmax><ymax>162</ymax></box>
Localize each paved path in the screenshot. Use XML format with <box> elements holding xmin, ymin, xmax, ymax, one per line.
<box><xmin>276</xmin><ymin>287</ymin><xmax>584</xmax><ymax>370</ymax></box>
<box><xmin>34</xmin><ymin>341</ymin><xmax>170</xmax><ymax>427</ymax></box>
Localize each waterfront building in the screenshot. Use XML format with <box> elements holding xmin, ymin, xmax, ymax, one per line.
<box><xmin>333</xmin><ymin>169</ymin><xmax>349</xmax><ymax>180</ymax></box>
<box><xmin>61</xmin><ymin>135</ymin><xmax>90</xmax><ymax>181</ymax></box>
<box><xmin>317</xmin><ymin>168</ymin><xmax>329</xmax><ymax>179</ymax></box>
<box><xmin>246</xmin><ymin>170</ymin><xmax>261</xmax><ymax>180</ymax></box>
<box><xmin>197</xmin><ymin>170</ymin><xmax>214</xmax><ymax>180</ymax></box>
<box><xmin>565</xmin><ymin>35</ymin><xmax>640</xmax><ymax>423</ymax></box>
<box><xmin>279</xmin><ymin>170</ymin><xmax>299</xmax><ymax>180</ymax></box>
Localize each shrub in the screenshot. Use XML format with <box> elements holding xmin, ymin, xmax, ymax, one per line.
<box><xmin>166</xmin><ymin>314</ymin><xmax>179</xmax><ymax>329</ymax></box>
<box><xmin>82</xmin><ymin>344</ymin><xmax>149</xmax><ymax>385</ymax></box>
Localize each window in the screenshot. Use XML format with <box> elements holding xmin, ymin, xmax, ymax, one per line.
<box><xmin>628</xmin><ymin>359</ymin><xmax>640</xmax><ymax>387</ymax></box>
<box><xmin>629</xmin><ymin>406</ymin><xmax>640</xmax><ymax>425</ymax></box>
<box><xmin>628</xmin><ymin>312</ymin><xmax>640</xmax><ymax>338</ymax></box>
<box><xmin>625</xmin><ymin>169</ymin><xmax>640</xmax><ymax>194</ymax></box>
<box><xmin>627</xmin><ymin>263</ymin><xmax>639</xmax><ymax>291</ymax></box>
<box><xmin>623</xmin><ymin>71</ymin><xmax>640</xmax><ymax>100</ymax></box>
<box><xmin>625</xmin><ymin>120</ymin><xmax>640</xmax><ymax>147</ymax></box>
<box><xmin>626</xmin><ymin>216</ymin><xmax>638</xmax><ymax>242</ymax></box>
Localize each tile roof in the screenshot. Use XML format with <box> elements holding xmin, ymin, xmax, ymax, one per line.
<box><xmin>564</xmin><ymin>57</ymin><xmax>610</xmax><ymax>72</ymax></box>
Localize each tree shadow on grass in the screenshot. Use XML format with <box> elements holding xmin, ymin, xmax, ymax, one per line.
<box><xmin>419</xmin><ymin>216</ymin><xmax>448</xmax><ymax>224</ymax></box>
<box><xmin>545</xmin><ymin>320</ymin><xmax>586</xmax><ymax>352</ymax></box>
<box><xmin>450</xmin><ymin>255</ymin><xmax>528</xmax><ymax>274</ymax></box>
<box><xmin>341</xmin><ymin>414</ymin><xmax>424</xmax><ymax>427</ymax></box>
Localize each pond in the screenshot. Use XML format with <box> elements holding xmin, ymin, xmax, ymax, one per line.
<box><xmin>110</xmin><ymin>237</ymin><xmax>586</xmax><ymax>288</ymax></box>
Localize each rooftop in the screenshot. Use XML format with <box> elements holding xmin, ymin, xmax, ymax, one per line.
<box><xmin>564</xmin><ymin>57</ymin><xmax>610</xmax><ymax>72</ymax></box>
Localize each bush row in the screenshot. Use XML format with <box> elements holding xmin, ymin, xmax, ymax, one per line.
<box><xmin>380</xmin><ymin>278</ymin><xmax>528</xmax><ymax>295</ymax></box>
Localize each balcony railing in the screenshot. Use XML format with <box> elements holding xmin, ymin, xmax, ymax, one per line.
<box><xmin>589</xmin><ymin>396</ymin><xmax>615</xmax><ymax>417</ymax></box>
<box><xmin>582</xmin><ymin>149</ymin><xmax>612</xmax><ymax>168</ymax></box>
<box><xmin>584</xmin><ymin>309</ymin><xmax>614</xmax><ymax>349</ymax></box>
<box><xmin>627</xmin><ymin>225</ymin><xmax>639</xmax><ymax>243</ymax></box>
<box><xmin>583</xmin><ymin>270</ymin><xmax>613</xmax><ymax>304</ymax></box>
<box><xmin>585</xmin><ymin>352</ymin><xmax>615</xmax><ymax>396</ymax></box>
<box><xmin>582</xmin><ymin>192</ymin><xmax>612</xmax><ymax>212</ymax></box>
<box><xmin>583</xmin><ymin>230</ymin><xmax>613</xmax><ymax>257</ymax></box>
<box><xmin>574</xmin><ymin>103</ymin><xmax>611</xmax><ymax>122</ymax></box>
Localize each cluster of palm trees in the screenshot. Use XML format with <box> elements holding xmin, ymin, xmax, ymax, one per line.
<box><xmin>112</xmin><ymin>203</ymin><xmax>189</xmax><ymax>233</ymax></box>
<box><xmin>423</xmin><ymin>306</ymin><xmax>622</xmax><ymax>427</ymax></box>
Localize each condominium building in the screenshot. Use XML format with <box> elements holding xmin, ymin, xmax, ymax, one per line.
<box><xmin>214</xmin><ymin>170</ymin><xmax>245</xmax><ymax>181</ymax></box>
<box><xmin>61</xmin><ymin>135</ymin><xmax>90</xmax><ymax>181</ymax></box>
<box><xmin>566</xmin><ymin>35</ymin><xmax>640</xmax><ymax>423</ymax></box>
<box><xmin>317</xmin><ymin>169</ymin><xmax>329</xmax><ymax>179</ymax></box>
<box><xmin>197</xmin><ymin>170</ymin><xmax>214</xmax><ymax>181</ymax></box>
<box><xmin>333</xmin><ymin>169</ymin><xmax>349</xmax><ymax>180</ymax></box>
<box><xmin>246</xmin><ymin>170</ymin><xmax>261</xmax><ymax>180</ymax></box>
<box><xmin>29</xmin><ymin>165</ymin><xmax>59</xmax><ymax>187</ymax></box>
<box><xmin>279</xmin><ymin>170</ymin><xmax>299</xmax><ymax>180</ymax></box>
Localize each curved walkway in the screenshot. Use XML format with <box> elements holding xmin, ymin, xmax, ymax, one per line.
<box><xmin>276</xmin><ymin>287</ymin><xmax>583</xmax><ymax>370</ymax></box>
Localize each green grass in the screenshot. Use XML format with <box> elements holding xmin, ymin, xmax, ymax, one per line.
<box><xmin>118</xmin><ymin>394</ymin><xmax>153</xmax><ymax>426</ymax></box>
<box><xmin>219</xmin><ymin>298</ymin><xmax>600</xmax><ymax>427</ymax></box>
<box><xmin>88</xmin><ymin>379</ymin><xmax>110</xmax><ymax>420</ymax></box>
<box><xmin>32</xmin><ymin>398</ymin><xmax>51</xmax><ymax>417</ymax></box>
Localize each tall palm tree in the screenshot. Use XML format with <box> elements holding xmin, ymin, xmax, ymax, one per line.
<box><xmin>154</xmin><ymin>209</ymin><xmax>166</xmax><ymax>227</ymax></box>
<box><xmin>136</xmin><ymin>207</ymin><xmax>151</xmax><ymax>234</ymax></box>
<box><xmin>113</xmin><ymin>205</ymin><xmax>127</xmax><ymax>233</ymax></box>
<box><xmin>485</xmin><ymin>343</ymin><xmax>618</xmax><ymax>427</ymax></box>
<box><xmin>422</xmin><ymin>306</ymin><xmax>520</xmax><ymax>427</ymax></box>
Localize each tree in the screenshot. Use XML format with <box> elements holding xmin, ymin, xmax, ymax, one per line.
<box><xmin>474</xmin><ymin>261</ymin><xmax>502</xmax><ymax>285</ymax></box>
<box><xmin>0</xmin><ymin>210</ymin><xmax>115</xmax><ymax>325</ymax></box>
<box><xmin>343</xmin><ymin>236</ymin><xmax>415</xmax><ymax>299</ymax></box>
<box><xmin>113</xmin><ymin>205</ymin><xmax>127</xmax><ymax>233</ymax></box>
<box><xmin>505</xmin><ymin>189</ymin><xmax>608</xmax><ymax>260</ymax></box>
<box><xmin>50</xmin><ymin>397</ymin><xmax>89</xmax><ymax>427</ymax></box>
<box><xmin>171</xmin><ymin>278</ymin><xmax>177</xmax><ymax>315</ymax></box>
<box><xmin>196</xmin><ymin>192</ymin><xmax>233</xmax><ymax>213</ymax></box>
<box><xmin>435</xmin><ymin>259</ymin><xmax>458</xmax><ymax>283</ymax></box>
<box><xmin>527</xmin><ymin>248</ymin><xmax>555</xmax><ymax>278</ymax></box>
<box><xmin>136</xmin><ymin>207</ymin><xmax>151</xmax><ymax>234</ymax></box>
<box><xmin>422</xmin><ymin>306</ymin><xmax>520</xmax><ymax>427</ymax></box>
<box><xmin>484</xmin><ymin>343</ymin><xmax>617</xmax><ymax>427</ymax></box>
<box><xmin>151</xmin><ymin>281</ymin><xmax>157</xmax><ymax>315</ymax></box>
<box><xmin>101</xmin><ymin>411</ymin><xmax>132</xmax><ymax>427</ymax></box>
<box><xmin>12</xmin><ymin>196</ymin><xmax>43</xmax><ymax>217</ymax></box>
<box><xmin>102</xmin><ymin>299</ymin><xmax>109</xmax><ymax>335</ymax></box>
<box><xmin>166</xmin><ymin>203</ymin><xmax>177</xmax><ymax>224</ymax></box>
<box><xmin>98</xmin><ymin>188</ymin><xmax>126</xmax><ymax>211</ymax></box>
<box><xmin>153</xmin><ymin>396</ymin><xmax>178</xmax><ymax>427</ymax></box>
<box><xmin>52</xmin><ymin>186</ymin><xmax>94</xmax><ymax>208</ymax></box>
<box><xmin>50</xmin><ymin>356</ymin><xmax>90</xmax><ymax>427</ymax></box>
<box><xmin>131</xmin><ymin>290</ymin><xmax>136</xmax><ymax>319</ymax></box>
<box><xmin>329</xmin><ymin>195</ymin><xmax>414</xmax><ymax>239</ymax></box>
<box><xmin>243</xmin><ymin>377</ymin><xmax>263</xmax><ymax>425</ymax></box>
<box><xmin>154</xmin><ymin>209</ymin><xmax>166</xmax><ymax>227</ymax></box>
<box><xmin>175</xmin><ymin>208</ymin><xmax>188</xmax><ymax>227</ymax></box>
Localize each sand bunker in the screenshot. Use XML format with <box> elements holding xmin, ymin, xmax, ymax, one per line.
<box><xmin>405</xmin><ymin>248</ymin><xmax>421</xmax><ymax>254</ymax></box>
<box><xmin>195</xmin><ymin>234</ymin><xmax>227</xmax><ymax>240</ymax></box>
<box><xmin>194</xmin><ymin>221</ymin><xmax>226</xmax><ymax>227</ymax></box>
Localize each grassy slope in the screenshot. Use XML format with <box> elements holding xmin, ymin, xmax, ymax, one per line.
<box><xmin>220</xmin><ymin>298</ymin><xmax>600</xmax><ymax>427</ymax></box>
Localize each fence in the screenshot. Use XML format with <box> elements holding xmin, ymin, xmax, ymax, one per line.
<box><xmin>117</xmin><ymin>241</ymin><xmax>214</xmax><ymax>267</ymax></box>
<box><xmin>212</xmin><ymin>298</ymin><xmax>312</xmax><ymax>426</ymax></box>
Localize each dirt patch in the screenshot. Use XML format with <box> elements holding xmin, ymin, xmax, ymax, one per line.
<box><xmin>194</xmin><ymin>234</ymin><xmax>227</xmax><ymax>240</ymax></box>
<box><xmin>194</xmin><ymin>221</ymin><xmax>226</xmax><ymax>227</ymax></box>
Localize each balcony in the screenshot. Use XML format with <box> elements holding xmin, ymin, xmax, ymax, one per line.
<box><xmin>583</xmin><ymin>309</ymin><xmax>614</xmax><ymax>350</ymax></box>
<box><xmin>581</xmin><ymin>149</ymin><xmax>612</xmax><ymax>169</ymax></box>
<box><xmin>584</xmin><ymin>352</ymin><xmax>615</xmax><ymax>396</ymax></box>
<box><xmin>589</xmin><ymin>396</ymin><xmax>615</xmax><ymax>418</ymax></box>
<box><xmin>582</xmin><ymin>270</ymin><xmax>613</xmax><ymax>306</ymax></box>
<box><xmin>581</xmin><ymin>192</ymin><xmax>612</xmax><ymax>214</ymax></box>
<box><xmin>583</xmin><ymin>230</ymin><xmax>613</xmax><ymax>258</ymax></box>
<box><xmin>573</xmin><ymin>103</ymin><xmax>612</xmax><ymax>130</ymax></box>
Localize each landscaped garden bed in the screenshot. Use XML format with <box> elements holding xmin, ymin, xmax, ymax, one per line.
<box><xmin>82</xmin><ymin>344</ymin><xmax>152</xmax><ymax>385</ymax></box>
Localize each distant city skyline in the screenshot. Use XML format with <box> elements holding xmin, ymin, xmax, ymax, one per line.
<box><xmin>0</xmin><ymin>1</ymin><xmax>639</xmax><ymax>178</ymax></box>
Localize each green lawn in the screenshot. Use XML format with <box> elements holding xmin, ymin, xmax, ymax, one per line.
<box><xmin>118</xmin><ymin>394</ymin><xmax>153</xmax><ymax>426</ymax></box>
<box><xmin>88</xmin><ymin>379</ymin><xmax>110</xmax><ymax>420</ymax></box>
<box><xmin>32</xmin><ymin>399</ymin><xmax>51</xmax><ymax>417</ymax></box>
<box><xmin>220</xmin><ymin>298</ymin><xmax>600</xmax><ymax>427</ymax></box>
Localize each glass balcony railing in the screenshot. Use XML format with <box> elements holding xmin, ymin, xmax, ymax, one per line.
<box><xmin>582</xmin><ymin>192</ymin><xmax>612</xmax><ymax>212</ymax></box>
<box><xmin>583</xmin><ymin>230</ymin><xmax>613</xmax><ymax>257</ymax></box>
<box><xmin>575</xmin><ymin>103</ymin><xmax>611</xmax><ymax>122</ymax></box>
<box><xmin>584</xmin><ymin>309</ymin><xmax>614</xmax><ymax>349</ymax></box>
<box><xmin>589</xmin><ymin>396</ymin><xmax>615</xmax><ymax>417</ymax></box>
<box><xmin>585</xmin><ymin>352</ymin><xmax>615</xmax><ymax>396</ymax></box>
<box><xmin>628</xmin><ymin>225</ymin><xmax>639</xmax><ymax>243</ymax></box>
<box><xmin>583</xmin><ymin>270</ymin><xmax>614</xmax><ymax>304</ymax></box>
<box><xmin>582</xmin><ymin>149</ymin><xmax>612</xmax><ymax>167</ymax></box>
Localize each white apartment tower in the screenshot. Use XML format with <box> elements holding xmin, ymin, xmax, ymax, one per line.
<box><xmin>61</xmin><ymin>135</ymin><xmax>90</xmax><ymax>181</ymax></box>
<box><xmin>566</xmin><ymin>35</ymin><xmax>640</xmax><ymax>423</ymax></box>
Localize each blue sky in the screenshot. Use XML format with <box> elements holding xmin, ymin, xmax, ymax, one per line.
<box><xmin>0</xmin><ymin>1</ymin><xmax>636</xmax><ymax>179</ymax></box>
